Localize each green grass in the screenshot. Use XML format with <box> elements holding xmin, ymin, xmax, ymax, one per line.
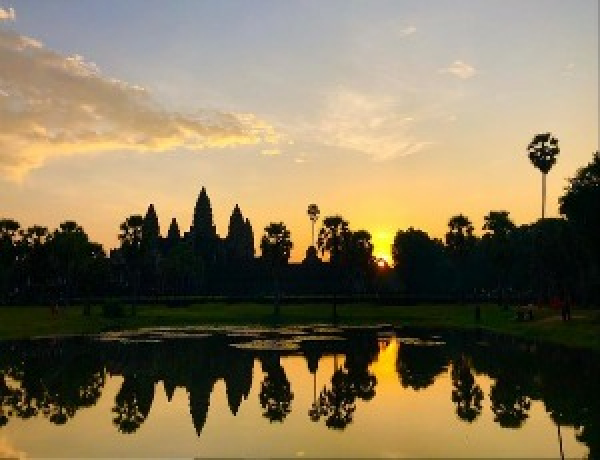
<box><xmin>0</xmin><ymin>302</ymin><xmax>598</xmax><ymax>352</ymax></box>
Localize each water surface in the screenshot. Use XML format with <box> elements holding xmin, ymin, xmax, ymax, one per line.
<box><xmin>0</xmin><ymin>325</ymin><xmax>597</xmax><ymax>458</ymax></box>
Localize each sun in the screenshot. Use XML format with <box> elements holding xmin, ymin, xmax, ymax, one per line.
<box><xmin>375</xmin><ymin>255</ymin><xmax>391</xmax><ymax>269</ymax></box>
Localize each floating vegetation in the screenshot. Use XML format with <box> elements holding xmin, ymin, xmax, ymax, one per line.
<box><xmin>396</xmin><ymin>337</ymin><xmax>446</xmax><ymax>346</ymax></box>
<box><xmin>295</xmin><ymin>335</ymin><xmax>346</xmax><ymax>342</ymax></box>
<box><xmin>230</xmin><ymin>339</ymin><xmax>302</xmax><ymax>351</ymax></box>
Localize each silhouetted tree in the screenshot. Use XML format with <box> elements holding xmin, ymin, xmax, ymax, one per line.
<box><xmin>392</xmin><ymin>228</ymin><xmax>450</xmax><ymax>298</ymax></box>
<box><xmin>119</xmin><ymin>215</ymin><xmax>144</xmax><ymax>315</ymax></box>
<box><xmin>530</xmin><ymin>218</ymin><xmax>585</xmax><ymax>304</ymax></box>
<box><xmin>481</xmin><ymin>211</ymin><xmax>516</xmax><ymax>305</ymax></box>
<box><xmin>347</xmin><ymin>230</ymin><xmax>375</xmax><ymax>295</ymax></box>
<box><xmin>559</xmin><ymin>151</ymin><xmax>600</xmax><ymax>304</ymax></box>
<box><xmin>317</xmin><ymin>215</ymin><xmax>350</xmax><ymax>318</ymax></box>
<box><xmin>18</xmin><ymin>225</ymin><xmax>51</xmax><ymax>302</ymax></box>
<box><xmin>445</xmin><ymin>214</ymin><xmax>476</xmax><ymax>301</ymax></box>
<box><xmin>307</xmin><ymin>204</ymin><xmax>320</xmax><ymax>247</ymax></box>
<box><xmin>48</xmin><ymin>221</ymin><xmax>106</xmax><ymax>307</ymax></box>
<box><xmin>260</xmin><ymin>222</ymin><xmax>292</xmax><ymax>315</ymax></box>
<box><xmin>0</xmin><ymin>218</ymin><xmax>20</xmax><ymax>304</ymax></box>
<box><xmin>528</xmin><ymin>133</ymin><xmax>560</xmax><ymax>220</ymax></box>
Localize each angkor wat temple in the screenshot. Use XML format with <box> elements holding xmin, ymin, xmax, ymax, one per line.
<box><xmin>112</xmin><ymin>187</ymin><xmax>333</xmax><ymax>298</ymax></box>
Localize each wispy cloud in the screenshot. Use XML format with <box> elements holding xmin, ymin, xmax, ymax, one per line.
<box><xmin>399</xmin><ymin>25</ymin><xmax>417</xmax><ymax>37</ymax></box>
<box><xmin>312</xmin><ymin>88</ymin><xmax>433</xmax><ymax>160</ymax></box>
<box><xmin>562</xmin><ymin>62</ymin><xmax>575</xmax><ymax>77</ymax></box>
<box><xmin>0</xmin><ymin>28</ymin><xmax>277</xmax><ymax>179</ymax></box>
<box><xmin>261</xmin><ymin>148</ymin><xmax>281</xmax><ymax>156</ymax></box>
<box><xmin>0</xmin><ymin>6</ymin><xmax>15</xmax><ymax>21</ymax></box>
<box><xmin>440</xmin><ymin>60</ymin><xmax>476</xmax><ymax>79</ymax></box>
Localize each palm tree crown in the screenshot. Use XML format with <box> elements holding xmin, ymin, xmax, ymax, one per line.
<box><xmin>528</xmin><ymin>133</ymin><xmax>559</xmax><ymax>174</ymax></box>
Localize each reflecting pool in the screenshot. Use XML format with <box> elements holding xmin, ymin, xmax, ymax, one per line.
<box><xmin>0</xmin><ymin>325</ymin><xmax>597</xmax><ymax>458</ymax></box>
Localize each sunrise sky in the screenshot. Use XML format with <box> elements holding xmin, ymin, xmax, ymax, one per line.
<box><xmin>1</xmin><ymin>1</ymin><xmax>598</xmax><ymax>261</ymax></box>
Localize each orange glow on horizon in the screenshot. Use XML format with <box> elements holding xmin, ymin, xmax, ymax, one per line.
<box><xmin>373</xmin><ymin>229</ymin><xmax>394</xmax><ymax>265</ymax></box>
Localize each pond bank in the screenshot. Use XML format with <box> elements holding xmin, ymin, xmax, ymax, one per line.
<box><xmin>0</xmin><ymin>303</ymin><xmax>598</xmax><ymax>352</ymax></box>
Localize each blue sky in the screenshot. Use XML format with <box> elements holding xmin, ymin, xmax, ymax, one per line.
<box><xmin>1</xmin><ymin>0</ymin><xmax>598</xmax><ymax>260</ymax></box>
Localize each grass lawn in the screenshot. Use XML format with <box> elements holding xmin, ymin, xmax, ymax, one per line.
<box><xmin>0</xmin><ymin>302</ymin><xmax>598</xmax><ymax>352</ymax></box>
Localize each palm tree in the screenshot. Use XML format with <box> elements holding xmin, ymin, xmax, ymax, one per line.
<box><xmin>528</xmin><ymin>133</ymin><xmax>560</xmax><ymax>219</ymax></box>
<box><xmin>260</xmin><ymin>222</ymin><xmax>293</xmax><ymax>315</ymax></box>
<box><xmin>307</xmin><ymin>204</ymin><xmax>320</xmax><ymax>247</ymax></box>
<box><xmin>317</xmin><ymin>215</ymin><xmax>350</xmax><ymax>319</ymax></box>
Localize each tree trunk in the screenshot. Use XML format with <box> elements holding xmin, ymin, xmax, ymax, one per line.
<box><xmin>542</xmin><ymin>172</ymin><xmax>547</xmax><ymax>220</ymax></box>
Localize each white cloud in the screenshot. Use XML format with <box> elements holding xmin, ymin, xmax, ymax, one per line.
<box><xmin>312</xmin><ymin>88</ymin><xmax>433</xmax><ymax>160</ymax></box>
<box><xmin>0</xmin><ymin>6</ymin><xmax>15</xmax><ymax>21</ymax></box>
<box><xmin>0</xmin><ymin>28</ymin><xmax>277</xmax><ymax>179</ymax></box>
<box><xmin>399</xmin><ymin>25</ymin><xmax>417</xmax><ymax>37</ymax></box>
<box><xmin>440</xmin><ymin>60</ymin><xmax>476</xmax><ymax>79</ymax></box>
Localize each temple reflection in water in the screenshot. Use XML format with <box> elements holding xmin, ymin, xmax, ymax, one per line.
<box><xmin>0</xmin><ymin>326</ymin><xmax>597</xmax><ymax>458</ymax></box>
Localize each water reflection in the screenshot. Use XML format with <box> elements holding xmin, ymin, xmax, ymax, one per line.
<box><xmin>0</xmin><ymin>326</ymin><xmax>598</xmax><ymax>458</ymax></box>
<box><xmin>451</xmin><ymin>354</ymin><xmax>484</xmax><ymax>423</ymax></box>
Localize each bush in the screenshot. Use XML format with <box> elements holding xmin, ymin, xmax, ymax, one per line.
<box><xmin>102</xmin><ymin>301</ymin><xmax>125</xmax><ymax>318</ymax></box>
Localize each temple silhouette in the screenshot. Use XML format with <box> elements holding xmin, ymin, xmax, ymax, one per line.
<box><xmin>110</xmin><ymin>186</ymin><xmax>336</xmax><ymax>298</ymax></box>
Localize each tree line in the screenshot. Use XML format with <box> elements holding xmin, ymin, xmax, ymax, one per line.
<box><xmin>0</xmin><ymin>144</ymin><xmax>598</xmax><ymax>309</ymax></box>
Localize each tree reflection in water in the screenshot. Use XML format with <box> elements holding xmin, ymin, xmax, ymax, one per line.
<box><xmin>258</xmin><ymin>353</ymin><xmax>293</xmax><ymax>422</ymax></box>
<box><xmin>395</xmin><ymin>340</ymin><xmax>448</xmax><ymax>391</ymax></box>
<box><xmin>311</xmin><ymin>331</ymin><xmax>379</xmax><ymax>430</ymax></box>
<box><xmin>490</xmin><ymin>374</ymin><xmax>532</xmax><ymax>428</ymax></box>
<box><xmin>317</xmin><ymin>359</ymin><xmax>356</xmax><ymax>430</ymax></box>
<box><xmin>112</xmin><ymin>373</ymin><xmax>155</xmax><ymax>434</ymax></box>
<box><xmin>0</xmin><ymin>328</ymin><xmax>597</xmax><ymax>458</ymax></box>
<box><xmin>451</xmin><ymin>354</ymin><xmax>484</xmax><ymax>423</ymax></box>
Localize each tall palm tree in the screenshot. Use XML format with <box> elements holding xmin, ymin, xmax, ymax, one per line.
<box><xmin>528</xmin><ymin>133</ymin><xmax>560</xmax><ymax>219</ymax></box>
<box><xmin>260</xmin><ymin>222</ymin><xmax>293</xmax><ymax>315</ymax></box>
<box><xmin>307</xmin><ymin>204</ymin><xmax>320</xmax><ymax>247</ymax></box>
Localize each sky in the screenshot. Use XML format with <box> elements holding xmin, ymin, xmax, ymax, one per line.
<box><xmin>0</xmin><ymin>0</ymin><xmax>598</xmax><ymax>262</ymax></box>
